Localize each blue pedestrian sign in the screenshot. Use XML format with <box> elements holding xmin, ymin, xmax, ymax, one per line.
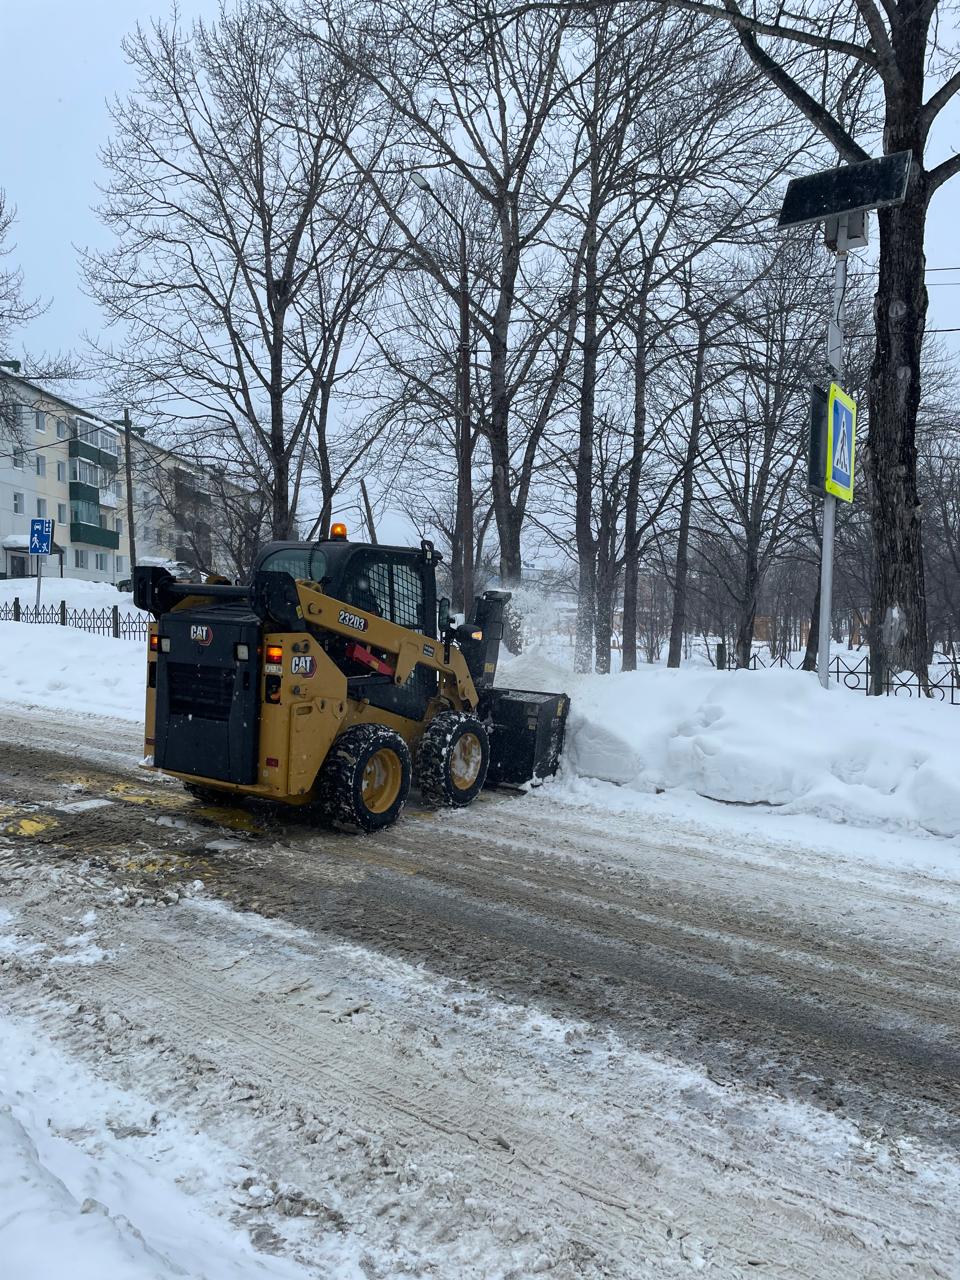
<box><xmin>29</xmin><ymin>518</ymin><xmax>54</xmax><ymax>556</ymax></box>
<box><xmin>825</xmin><ymin>383</ymin><xmax>856</xmax><ymax>503</ymax></box>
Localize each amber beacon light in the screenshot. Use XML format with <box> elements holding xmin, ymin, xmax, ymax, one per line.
<box><xmin>330</xmin><ymin>522</ymin><xmax>348</xmax><ymax>539</ymax></box>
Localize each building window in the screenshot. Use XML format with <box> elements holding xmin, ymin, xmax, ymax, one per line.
<box><xmin>71</xmin><ymin>499</ymin><xmax>99</xmax><ymax>525</ymax></box>
<box><xmin>57</xmin><ymin>503</ymin><xmax>67</xmax><ymax>524</ymax></box>
<box><xmin>13</xmin><ymin>492</ymin><xmax>24</xmax><ymax>514</ymax></box>
<box><xmin>36</xmin><ymin>498</ymin><xmax>47</xmax><ymax>517</ymax></box>
<box><xmin>115</xmin><ymin>555</ymin><xmax>125</xmax><ymax>575</ymax></box>
<box><xmin>36</xmin><ymin>454</ymin><xmax>46</xmax><ymax>477</ymax></box>
<box><xmin>56</xmin><ymin>461</ymin><xmax>66</xmax><ymax>483</ymax></box>
<box><xmin>95</xmin><ymin>552</ymin><xmax>108</xmax><ymax>572</ymax></box>
<box><xmin>74</xmin><ymin>549</ymin><xmax>88</xmax><ymax>569</ymax></box>
<box><xmin>115</xmin><ymin>517</ymin><xmax>123</xmax><ymax>535</ymax></box>
<box><xmin>70</xmin><ymin>459</ymin><xmax>102</xmax><ymax>486</ymax></box>
<box><xmin>56</xmin><ymin>419</ymin><xmax>68</xmax><ymax>439</ymax></box>
<box><xmin>12</xmin><ymin>447</ymin><xmax>25</xmax><ymax>469</ymax></box>
<box><xmin>35</xmin><ymin>410</ymin><xmax>46</xmax><ymax>432</ymax></box>
<box><xmin>99</xmin><ymin>513</ymin><xmax>108</xmax><ymax>529</ymax></box>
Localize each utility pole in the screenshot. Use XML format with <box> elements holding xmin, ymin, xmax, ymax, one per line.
<box><xmin>123</xmin><ymin>407</ymin><xmax>138</xmax><ymax>575</ymax></box>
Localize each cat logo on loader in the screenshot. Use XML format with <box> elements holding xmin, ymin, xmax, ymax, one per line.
<box><xmin>135</xmin><ymin>531</ymin><xmax>568</xmax><ymax>832</ymax></box>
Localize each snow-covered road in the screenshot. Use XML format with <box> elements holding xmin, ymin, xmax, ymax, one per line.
<box><xmin>1</xmin><ymin>702</ymin><xmax>959</xmax><ymax>1277</ymax></box>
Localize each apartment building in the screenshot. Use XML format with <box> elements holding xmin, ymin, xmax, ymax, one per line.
<box><xmin>1</xmin><ymin>372</ymin><xmax>262</xmax><ymax>585</ymax></box>
<box><xmin>130</xmin><ymin>435</ymin><xmax>215</xmax><ymax>579</ymax></box>
<box><xmin>0</xmin><ymin>373</ymin><xmax>130</xmax><ymax>582</ymax></box>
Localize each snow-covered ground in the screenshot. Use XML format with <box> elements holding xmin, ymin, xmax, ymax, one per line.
<box><xmin>0</xmin><ymin>1004</ymin><xmax>313</xmax><ymax>1280</ymax></box>
<box><xmin>2</xmin><ymin>615</ymin><xmax>960</xmax><ymax>1276</ymax></box>
<box><xmin>0</xmin><ymin>622</ymin><xmax>144</xmax><ymax>719</ymax></box>
<box><xmin>2</xmin><ymin>854</ymin><xmax>958</xmax><ymax>1279</ymax></box>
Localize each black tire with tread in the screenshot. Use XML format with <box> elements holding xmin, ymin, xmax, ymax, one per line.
<box><xmin>416</xmin><ymin>712</ymin><xmax>489</xmax><ymax>808</ymax></box>
<box><xmin>316</xmin><ymin>724</ymin><xmax>412</xmax><ymax>832</ymax></box>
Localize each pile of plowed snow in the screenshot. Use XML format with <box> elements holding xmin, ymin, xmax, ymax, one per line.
<box><xmin>0</xmin><ymin>622</ymin><xmax>144</xmax><ymax>720</ymax></box>
<box><xmin>0</xmin><ymin>577</ymin><xmax>145</xmax><ymax>615</ymax></box>
<box><xmin>499</xmin><ymin>650</ymin><xmax>960</xmax><ymax>839</ymax></box>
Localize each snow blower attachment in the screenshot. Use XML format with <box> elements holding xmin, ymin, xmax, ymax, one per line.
<box><xmin>134</xmin><ymin>536</ymin><xmax>568</xmax><ymax>832</ymax></box>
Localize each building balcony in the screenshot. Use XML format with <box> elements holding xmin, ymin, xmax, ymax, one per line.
<box><xmin>68</xmin><ymin>438</ymin><xmax>100</xmax><ymax>465</ymax></box>
<box><xmin>70</xmin><ymin>522</ymin><xmax>120</xmax><ymax>550</ymax></box>
<box><xmin>99</xmin><ymin>489</ymin><xmax>119</xmax><ymax>509</ymax></box>
<box><xmin>69</xmin><ymin>480</ymin><xmax>100</xmax><ymax>505</ymax></box>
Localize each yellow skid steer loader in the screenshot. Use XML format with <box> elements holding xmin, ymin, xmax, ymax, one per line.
<box><xmin>133</xmin><ymin>530</ymin><xmax>568</xmax><ymax>831</ymax></box>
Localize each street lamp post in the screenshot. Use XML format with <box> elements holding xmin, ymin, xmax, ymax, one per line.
<box><xmin>410</xmin><ymin>173</ymin><xmax>474</xmax><ymax>617</ymax></box>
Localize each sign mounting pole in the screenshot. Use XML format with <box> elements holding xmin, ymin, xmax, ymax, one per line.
<box><xmin>779</xmin><ymin>150</ymin><xmax>909</xmax><ymax>692</ymax></box>
<box><xmin>818</xmin><ymin>213</ymin><xmax>848</xmax><ymax>690</ymax></box>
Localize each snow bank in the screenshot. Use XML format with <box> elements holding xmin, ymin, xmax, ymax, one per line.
<box><xmin>0</xmin><ymin>622</ymin><xmax>144</xmax><ymax>720</ymax></box>
<box><xmin>0</xmin><ymin>578</ymin><xmax>144</xmax><ymax>614</ymax></box>
<box><xmin>501</xmin><ymin>649</ymin><xmax>960</xmax><ymax>840</ymax></box>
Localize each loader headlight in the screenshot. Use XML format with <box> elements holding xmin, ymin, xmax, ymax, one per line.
<box><xmin>160</xmin><ymin>637</ymin><xmax>171</xmax><ymax>653</ymax></box>
<box><xmin>236</xmin><ymin>643</ymin><xmax>250</xmax><ymax>661</ymax></box>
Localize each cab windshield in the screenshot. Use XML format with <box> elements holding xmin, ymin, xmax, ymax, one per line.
<box><xmin>257</xmin><ymin>546</ymin><xmax>327</xmax><ymax>586</ymax></box>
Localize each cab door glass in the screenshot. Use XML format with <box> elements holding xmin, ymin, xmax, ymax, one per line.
<box><xmin>344</xmin><ymin>556</ymin><xmax>424</xmax><ymax>631</ymax></box>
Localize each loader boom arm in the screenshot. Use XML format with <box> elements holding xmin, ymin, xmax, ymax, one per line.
<box><xmin>292</xmin><ymin>579</ymin><xmax>479</xmax><ymax>709</ymax></box>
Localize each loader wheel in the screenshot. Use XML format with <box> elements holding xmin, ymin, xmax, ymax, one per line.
<box><xmin>317</xmin><ymin>725</ymin><xmax>411</xmax><ymax>832</ymax></box>
<box><xmin>416</xmin><ymin>712</ymin><xmax>489</xmax><ymax>808</ymax></box>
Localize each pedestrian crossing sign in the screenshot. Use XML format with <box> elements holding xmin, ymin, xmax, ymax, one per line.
<box><xmin>825</xmin><ymin>383</ymin><xmax>856</xmax><ymax>502</ymax></box>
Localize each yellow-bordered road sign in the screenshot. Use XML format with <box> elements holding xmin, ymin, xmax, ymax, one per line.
<box><xmin>825</xmin><ymin>383</ymin><xmax>856</xmax><ymax>502</ymax></box>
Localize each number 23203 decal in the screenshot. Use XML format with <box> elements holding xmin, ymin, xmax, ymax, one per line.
<box><xmin>338</xmin><ymin>608</ymin><xmax>368</xmax><ymax>632</ymax></box>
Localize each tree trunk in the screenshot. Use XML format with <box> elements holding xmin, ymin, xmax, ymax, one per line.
<box><xmin>667</xmin><ymin>318</ymin><xmax>707</xmax><ymax>667</ymax></box>
<box><xmin>594</xmin><ymin>565</ymin><xmax>615</xmax><ymax>674</ymax></box>
<box><xmin>621</xmin><ymin>310</ymin><xmax>648</xmax><ymax>671</ymax></box>
<box><xmin>801</xmin><ymin>576</ymin><xmax>821</xmax><ymax>671</ymax></box>
<box><xmin>735</xmin><ymin>553</ymin><xmax>759</xmax><ymax>668</ymax></box>
<box><xmin>867</xmin><ymin>171</ymin><xmax>929</xmax><ymax>693</ymax></box>
<box><xmin>575</xmin><ymin>200</ymin><xmax>600</xmax><ymax>673</ymax></box>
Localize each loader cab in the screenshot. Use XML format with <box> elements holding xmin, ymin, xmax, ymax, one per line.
<box><xmin>254</xmin><ymin>538</ymin><xmax>439</xmax><ymax>638</ymax></box>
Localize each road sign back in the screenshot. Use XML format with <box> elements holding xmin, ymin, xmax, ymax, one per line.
<box><xmin>825</xmin><ymin>385</ymin><xmax>856</xmax><ymax>502</ymax></box>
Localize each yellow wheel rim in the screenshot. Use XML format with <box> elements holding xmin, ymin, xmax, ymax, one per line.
<box><xmin>361</xmin><ymin>748</ymin><xmax>402</xmax><ymax>814</ymax></box>
<box><xmin>450</xmin><ymin>731</ymin><xmax>483</xmax><ymax>791</ymax></box>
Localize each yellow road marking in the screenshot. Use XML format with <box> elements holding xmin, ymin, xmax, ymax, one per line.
<box><xmin>194</xmin><ymin>806</ymin><xmax>263</xmax><ymax>834</ymax></box>
<box><xmin>107</xmin><ymin>781</ymin><xmax>191</xmax><ymax>809</ymax></box>
<box><xmin>2</xmin><ymin>815</ymin><xmax>58</xmax><ymax>838</ymax></box>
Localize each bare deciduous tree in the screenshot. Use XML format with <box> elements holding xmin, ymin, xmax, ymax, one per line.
<box><xmin>85</xmin><ymin>0</ymin><xmax>391</xmax><ymax>540</ymax></box>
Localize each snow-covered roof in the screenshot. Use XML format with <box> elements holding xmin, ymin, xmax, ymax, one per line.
<box><xmin>3</xmin><ymin>535</ymin><xmax>64</xmax><ymax>552</ymax></box>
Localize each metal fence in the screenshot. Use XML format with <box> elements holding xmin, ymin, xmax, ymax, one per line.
<box><xmin>0</xmin><ymin>598</ymin><xmax>150</xmax><ymax>642</ymax></box>
<box><xmin>739</xmin><ymin>650</ymin><xmax>960</xmax><ymax>704</ymax></box>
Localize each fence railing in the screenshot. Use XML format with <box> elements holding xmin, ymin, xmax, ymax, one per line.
<box><xmin>0</xmin><ymin>598</ymin><xmax>150</xmax><ymax>642</ymax></box>
<box><xmin>738</xmin><ymin>650</ymin><xmax>960</xmax><ymax>704</ymax></box>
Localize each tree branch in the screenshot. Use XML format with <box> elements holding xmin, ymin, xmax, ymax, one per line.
<box><xmin>922</xmin><ymin>67</ymin><xmax>960</xmax><ymax>134</ymax></box>
<box><xmin>928</xmin><ymin>150</ymin><xmax>960</xmax><ymax>194</ymax></box>
<box><xmin>729</xmin><ymin>13</ymin><xmax>871</xmax><ymax>163</ymax></box>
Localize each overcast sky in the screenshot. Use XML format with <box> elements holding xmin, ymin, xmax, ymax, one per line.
<box><xmin>1</xmin><ymin>1</ymin><xmax>958</xmax><ymax>373</ymax></box>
